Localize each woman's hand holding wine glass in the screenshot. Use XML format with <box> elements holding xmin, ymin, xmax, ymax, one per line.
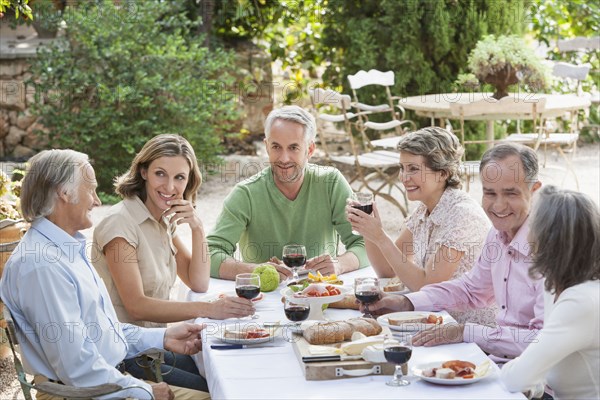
<box><xmin>235</xmin><ymin>273</ymin><xmax>260</xmax><ymax>319</ymax></box>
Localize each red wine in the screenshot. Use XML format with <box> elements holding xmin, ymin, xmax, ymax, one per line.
<box><xmin>352</xmin><ymin>203</ymin><xmax>373</xmax><ymax>215</ymax></box>
<box><xmin>283</xmin><ymin>254</ymin><xmax>306</xmax><ymax>268</ymax></box>
<box><xmin>236</xmin><ymin>285</ymin><xmax>260</xmax><ymax>300</ymax></box>
<box><xmin>355</xmin><ymin>290</ymin><xmax>380</xmax><ymax>304</ymax></box>
<box><xmin>384</xmin><ymin>346</ymin><xmax>412</xmax><ymax>364</ymax></box>
<box><xmin>284</xmin><ymin>306</ymin><xmax>310</xmax><ymax>322</ymax></box>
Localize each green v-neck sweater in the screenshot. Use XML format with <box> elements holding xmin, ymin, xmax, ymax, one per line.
<box><xmin>207</xmin><ymin>164</ymin><xmax>368</xmax><ymax>277</ymax></box>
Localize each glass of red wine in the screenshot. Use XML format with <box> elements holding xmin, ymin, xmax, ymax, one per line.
<box><xmin>354</xmin><ymin>277</ymin><xmax>380</xmax><ymax>319</ymax></box>
<box><xmin>282</xmin><ymin>244</ymin><xmax>307</xmax><ymax>283</ymax></box>
<box><xmin>384</xmin><ymin>335</ymin><xmax>413</xmax><ymax>386</ymax></box>
<box><xmin>348</xmin><ymin>192</ymin><xmax>374</xmax><ymax>234</ymax></box>
<box><xmin>235</xmin><ymin>273</ymin><xmax>261</xmax><ymax>319</ymax></box>
<box><xmin>283</xmin><ymin>297</ymin><xmax>310</xmax><ymax>341</ymax></box>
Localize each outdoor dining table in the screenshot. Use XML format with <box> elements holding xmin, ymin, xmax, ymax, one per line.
<box><xmin>371</xmin><ymin>92</ymin><xmax>591</xmax><ymax>150</ymax></box>
<box><xmin>187</xmin><ymin>268</ymin><xmax>525</xmax><ymax>399</ymax></box>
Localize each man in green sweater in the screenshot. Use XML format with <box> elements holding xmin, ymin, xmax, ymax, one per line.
<box><xmin>207</xmin><ymin>105</ymin><xmax>369</xmax><ymax>281</ymax></box>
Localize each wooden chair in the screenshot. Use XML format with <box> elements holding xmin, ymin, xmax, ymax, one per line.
<box><xmin>450</xmin><ymin>97</ymin><xmax>548</xmax><ymax>191</ymax></box>
<box><xmin>2</xmin><ymin>304</ymin><xmax>154</xmax><ymax>400</ymax></box>
<box><xmin>308</xmin><ymin>88</ymin><xmax>356</xmax><ymax>160</ymax></box>
<box><xmin>309</xmin><ymin>88</ymin><xmax>408</xmax><ymax>216</ymax></box>
<box><xmin>347</xmin><ymin>69</ymin><xmax>416</xmax><ymax>142</ymax></box>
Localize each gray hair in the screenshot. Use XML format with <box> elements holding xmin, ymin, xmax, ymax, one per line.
<box><xmin>480</xmin><ymin>143</ymin><xmax>539</xmax><ymax>185</ymax></box>
<box><xmin>529</xmin><ymin>185</ymin><xmax>600</xmax><ymax>293</ymax></box>
<box><xmin>397</xmin><ymin>127</ymin><xmax>464</xmax><ymax>189</ymax></box>
<box><xmin>264</xmin><ymin>105</ymin><xmax>317</xmax><ymax>144</ymax></box>
<box><xmin>20</xmin><ymin>149</ymin><xmax>89</xmax><ymax>222</ymax></box>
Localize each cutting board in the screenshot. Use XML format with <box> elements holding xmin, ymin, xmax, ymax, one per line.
<box><xmin>292</xmin><ymin>335</ymin><xmax>401</xmax><ymax>380</ymax></box>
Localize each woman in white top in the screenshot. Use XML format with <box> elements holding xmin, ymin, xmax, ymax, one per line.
<box><xmin>500</xmin><ymin>186</ymin><xmax>600</xmax><ymax>400</ymax></box>
<box><xmin>346</xmin><ymin>127</ymin><xmax>496</xmax><ymax>326</ymax></box>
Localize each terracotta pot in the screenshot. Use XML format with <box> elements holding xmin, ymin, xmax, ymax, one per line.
<box><xmin>482</xmin><ymin>65</ymin><xmax>519</xmax><ymax>100</ymax></box>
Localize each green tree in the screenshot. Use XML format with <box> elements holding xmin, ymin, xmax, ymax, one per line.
<box><xmin>27</xmin><ymin>0</ymin><xmax>240</xmax><ymax>193</ymax></box>
<box><xmin>321</xmin><ymin>0</ymin><xmax>528</xmax><ymax>96</ymax></box>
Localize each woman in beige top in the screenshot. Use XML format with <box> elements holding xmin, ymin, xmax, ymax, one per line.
<box><xmin>347</xmin><ymin>127</ymin><xmax>496</xmax><ymax>326</ymax></box>
<box><xmin>92</xmin><ymin>134</ymin><xmax>254</xmax><ymax>390</ymax></box>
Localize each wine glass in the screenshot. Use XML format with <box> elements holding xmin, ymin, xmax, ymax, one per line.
<box><xmin>235</xmin><ymin>273</ymin><xmax>261</xmax><ymax>319</ymax></box>
<box><xmin>283</xmin><ymin>297</ymin><xmax>310</xmax><ymax>341</ymax></box>
<box><xmin>348</xmin><ymin>192</ymin><xmax>374</xmax><ymax>234</ymax></box>
<box><xmin>354</xmin><ymin>277</ymin><xmax>380</xmax><ymax>319</ymax></box>
<box><xmin>384</xmin><ymin>335</ymin><xmax>413</xmax><ymax>386</ymax></box>
<box><xmin>282</xmin><ymin>244</ymin><xmax>307</xmax><ymax>283</ymax></box>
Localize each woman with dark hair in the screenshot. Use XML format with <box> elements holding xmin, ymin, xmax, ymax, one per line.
<box><xmin>347</xmin><ymin>127</ymin><xmax>496</xmax><ymax>326</ymax></box>
<box><xmin>92</xmin><ymin>134</ymin><xmax>254</xmax><ymax>390</ymax></box>
<box><xmin>500</xmin><ymin>185</ymin><xmax>600</xmax><ymax>399</ymax></box>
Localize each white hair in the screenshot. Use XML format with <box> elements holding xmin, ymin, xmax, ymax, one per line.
<box><xmin>264</xmin><ymin>105</ymin><xmax>317</xmax><ymax>144</ymax></box>
<box><xmin>20</xmin><ymin>149</ymin><xmax>89</xmax><ymax>221</ymax></box>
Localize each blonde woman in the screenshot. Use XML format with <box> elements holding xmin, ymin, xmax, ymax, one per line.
<box><xmin>347</xmin><ymin>127</ymin><xmax>496</xmax><ymax>326</ymax></box>
<box><xmin>92</xmin><ymin>134</ymin><xmax>254</xmax><ymax>390</ymax></box>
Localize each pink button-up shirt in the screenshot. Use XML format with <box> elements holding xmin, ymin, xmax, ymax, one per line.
<box><xmin>407</xmin><ymin>219</ymin><xmax>545</xmax><ymax>361</ymax></box>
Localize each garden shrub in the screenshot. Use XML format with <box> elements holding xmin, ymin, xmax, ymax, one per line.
<box><xmin>28</xmin><ymin>0</ymin><xmax>240</xmax><ymax>193</ymax></box>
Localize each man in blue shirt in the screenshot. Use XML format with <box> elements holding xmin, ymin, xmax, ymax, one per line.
<box><xmin>0</xmin><ymin>149</ymin><xmax>208</xmax><ymax>400</ymax></box>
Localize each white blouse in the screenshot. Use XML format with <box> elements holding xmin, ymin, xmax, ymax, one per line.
<box><xmin>500</xmin><ymin>280</ymin><xmax>600</xmax><ymax>399</ymax></box>
<box><xmin>405</xmin><ymin>187</ymin><xmax>497</xmax><ymax>326</ymax></box>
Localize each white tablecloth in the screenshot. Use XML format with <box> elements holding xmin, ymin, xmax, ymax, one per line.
<box><xmin>188</xmin><ymin>268</ymin><xmax>524</xmax><ymax>399</ymax></box>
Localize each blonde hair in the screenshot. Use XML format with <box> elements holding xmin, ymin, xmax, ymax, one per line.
<box><xmin>115</xmin><ymin>134</ymin><xmax>202</xmax><ymax>203</ymax></box>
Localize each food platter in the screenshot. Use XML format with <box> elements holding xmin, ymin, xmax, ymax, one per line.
<box><xmin>412</xmin><ymin>361</ymin><xmax>493</xmax><ymax>385</ymax></box>
<box><xmin>376</xmin><ymin>311</ymin><xmax>445</xmax><ymax>332</ymax></box>
<box><xmin>280</xmin><ymin>285</ymin><xmax>350</xmax><ymax>320</ymax></box>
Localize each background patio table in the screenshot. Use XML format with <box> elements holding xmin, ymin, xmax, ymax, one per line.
<box><xmin>372</xmin><ymin>92</ymin><xmax>591</xmax><ymax>150</ymax></box>
<box><xmin>187</xmin><ymin>268</ymin><xmax>525</xmax><ymax>399</ymax></box>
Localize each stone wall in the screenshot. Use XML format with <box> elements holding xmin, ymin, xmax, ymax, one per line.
<box><xmin>0</xmin><ymin>59</ymin><xmax>48</xmax><ymax>159</ymax></box>
<box><xmin>0</xmin><ymin>23</ymin><xmax>50</xmax><ymax>160</ymax></box>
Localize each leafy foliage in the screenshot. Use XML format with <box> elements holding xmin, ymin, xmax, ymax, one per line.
<box><xmin>0</xmin><ymin>0</ymin><xmax>32</xmax><ymax>19</ymax></box>
<box><xmin>529</xmin><ymin>0</ymin><xmax>599</xmax><ymax>95</ymax></box>
<box><xmin>319</xmin><ymin>0</ymin><xmax>529</xmax><ymax>158</ymax></box>
<box><xmin>27</xmin><ymin>0</ymin><xmax>240</xmax><ymax>193</ymax></box>
<box><xmin>321</xmin><ymin>0</ymin><xmax>529</xmax><ymax>96</ymax></box>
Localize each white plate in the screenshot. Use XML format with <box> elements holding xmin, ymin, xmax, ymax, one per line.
<box><xmin>377</xmin><ymin>311</ymin><xmax>444</xmax><ymax>332</ymax></box>
<box><xmin>217</xmin><ymin>324</ymin><xmax>275</xmax><ymax>345</ymax></box>
<box><xmin>279</xmin><ymin>285</ymin><xmax>349</xmax><ymax>306</ymax></box>
<box><xmin>412</xmin><ymin>361</ymin><xmax>493</xmax><ymax>385</ymax></box>
<box><xmin>197</xmin><ymin>291</ymin><xmax>265</xmax><ymax>303</ymax></box>
<box><xmin>379</xmin><ymin>278</ymin><xmax>410</xmax><ymax>295</ymax></box>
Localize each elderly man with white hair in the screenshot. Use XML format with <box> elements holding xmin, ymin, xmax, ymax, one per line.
<box><xmin>0</xmin><ymin>149</ymin><xmax>209</xmax><ymax>400</ymax></box>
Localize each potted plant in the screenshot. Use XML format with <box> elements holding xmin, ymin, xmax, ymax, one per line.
<box><xmin>30</xmin><ymin>0</ymin><xmax>63</xmax><ymax>38</ymax></box>
<box><xmin>5</xmin><ymin>0</ymin><xmax>62</xmax><ymax>37</ymax></box>
<box><xmin>0</xmin><ymin>168</ymin><xmax>26</xmax><ymax>359</ymax></box>
<box><xmin>456</xmin><ymin>35</ymin><xmax>550</xmax><ymax>99</ymax></box>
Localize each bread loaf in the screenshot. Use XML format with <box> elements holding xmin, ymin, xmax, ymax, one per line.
<box><xmin>302</xmin><ymin>318</ymin><xmax>383</xmax><ymax>345</ymax></box>
<box><xmin>302</xmin><ymin>321</ymin><xmax>351</xmax><ymax>345</ymax></box>
<box><xmin>346</xmin><ymin>318</ymin><xmax>379</xmax><ymax>338</ymax></box>
<box><xmin>328</xmin><ymin>294</ymin><xmax>359</xmax><ymax>310</ymax></box>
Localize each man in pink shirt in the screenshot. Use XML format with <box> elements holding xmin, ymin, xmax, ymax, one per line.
<box><xmin>369</xmin><ymin>143</ymin><xmax>544</xmax><ymax>361</ymax></box>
